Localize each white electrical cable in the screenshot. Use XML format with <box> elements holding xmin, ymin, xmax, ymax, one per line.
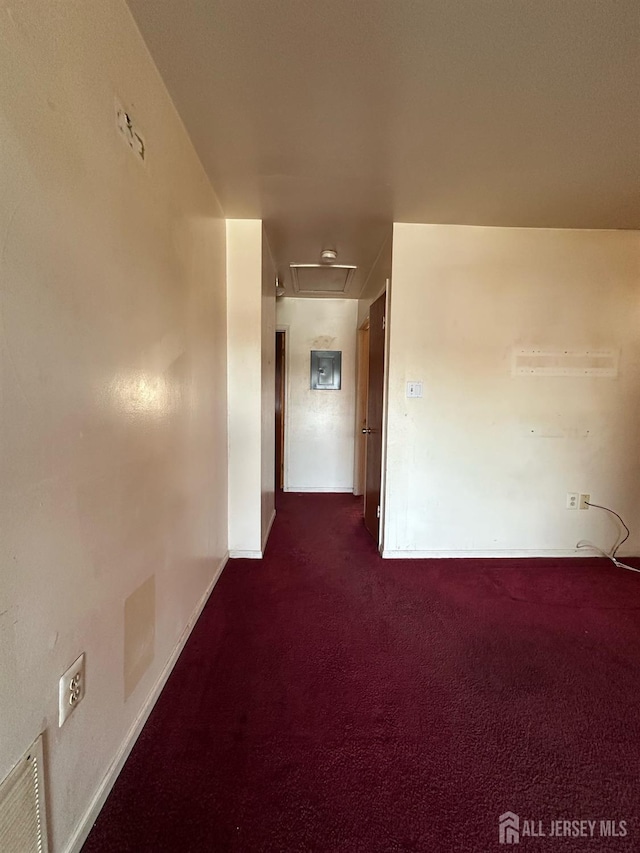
<box><xmin>576</xmin><ymin>541</ymin><xmax>640</xmax><ymax>573</ymax></box>
<box><xmin>576</xmin><ymin>501</ymin><xmax>640</xmax><ymax>574</ymax></box>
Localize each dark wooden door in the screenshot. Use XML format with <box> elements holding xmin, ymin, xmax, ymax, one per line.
<box><xmin>275</xmin><ymin>331</ymin><xmax>285</xmax><ymax>491</ymax></box>
<box><xmin>364</xmin><ymin>292</ymin><xmax>386</xmax><ymax>542</ymax></box>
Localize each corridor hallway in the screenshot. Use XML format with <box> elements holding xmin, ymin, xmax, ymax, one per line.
<box><xmin>84</xmin><ymin>493</ymin><xmax>640</xmax><ymax>852</ymax></box>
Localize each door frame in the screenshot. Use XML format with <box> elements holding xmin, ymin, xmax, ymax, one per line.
<box><xmin>358</xmin><ymin>279</ymin><xmax>391</xmax><ymax>551</ymax></box>
<box><xmin>378</xmin><ymin>280</ymin><xmax>391</xmax><ymax>553</ymax></box>
<box><xmin>353</xmin><ymin>317</ymin><xmax>370</xmax><ymax>496</ymax></box>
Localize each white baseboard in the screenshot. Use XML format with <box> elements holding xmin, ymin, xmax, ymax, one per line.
<box><xmin>284</xmin><ymin>486</ymin><xmax>353</xmax><ymax>493</ymax></box>
<box><xmin>262</xmin><ymin>508</ymin><xmax>276</xmax><ymax>552</ymax></box>
<box><xmin>381</xmin><ymin>548</ymin><xmax>587</xmax><ymax>559</ymax></box>
<box><xmin>64</xmin><ymin>552</ymin><xmax>229</xmax><ymax>853</ymax></box>
<box><xmin>228</xmin><ymin>549</ymin><xmax>263</xmax><ymax>559</ymax></box>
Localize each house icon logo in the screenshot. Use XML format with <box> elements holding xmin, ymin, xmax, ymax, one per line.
<box><xmin>499</xmin><ymin>812</ymin><xmax>520</xmax><ymax>844</ymax></box>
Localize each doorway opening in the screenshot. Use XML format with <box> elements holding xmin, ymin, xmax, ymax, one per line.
<box><xmin>275</xmin><ymin>330</ymin><xmax>286</xmax><ymax>494</ymax></box>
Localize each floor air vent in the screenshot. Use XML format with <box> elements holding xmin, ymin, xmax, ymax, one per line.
<box><xmin>0</xmin><ymin>735</ymin><xmax>49</xmax><ymax>853</ymax></box>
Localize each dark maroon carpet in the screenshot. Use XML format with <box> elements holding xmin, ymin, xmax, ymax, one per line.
<box><xmin>83</xmin><ymin>493</ymin><xmax>640</xmax><ymax>852</ymax></box>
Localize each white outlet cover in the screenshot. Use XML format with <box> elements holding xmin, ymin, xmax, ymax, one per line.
<box><xmin>566</xmin><ymin>492</ymin><xmax>579</xmax><ymax>510</ymax></box>
<box><xmin>59</xmin><ymin>653</ymin><xmax>85</xmax><ymax>727</ymax></box>
<box><xmin>406</xmin><ymin>381</ymin><xmax>423</xmax><ymax>398</ymax></box>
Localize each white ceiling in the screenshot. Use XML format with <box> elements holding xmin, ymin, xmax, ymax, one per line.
<box><xmin>127</xmin><ymin>0</ymin><xmax>640</xmax><ymax>297</ymax></box>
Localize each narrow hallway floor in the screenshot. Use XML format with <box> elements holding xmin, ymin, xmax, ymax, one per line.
<box><xmin>83</xmin><ymin>493</ymin><xmax>640</xmax><ymax>852</ymax></box>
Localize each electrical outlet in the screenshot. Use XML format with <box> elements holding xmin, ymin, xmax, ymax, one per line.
<box><xmin>59</xmin><ymin>653</ymin><xmax>85</xmax><ymax>727</ymax></box>
<box><xmin>566</xmin><ymin>492</ymin><xmax>579</xmax><ymax>510</ymax></box>
<box><xmin>579</xmin><ymin>493</ymin><xmax>590</xmax><ymax>510</ymax></box>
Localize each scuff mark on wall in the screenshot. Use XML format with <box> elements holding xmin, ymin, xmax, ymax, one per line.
<box><xmin>124</xmin><ymin>575</ymin><xmax>155</xmax><ymax>701</ymax></box>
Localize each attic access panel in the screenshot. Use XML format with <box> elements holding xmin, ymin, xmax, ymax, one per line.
<box><xmin>290</xmin><ymin>264</ymin><xmax>356</xmax><ymax>295</ymax></box>
<box><xmin>311</xmin><ymin>350</ymin><xmax>342</xmax><ymax>390</ymax></box>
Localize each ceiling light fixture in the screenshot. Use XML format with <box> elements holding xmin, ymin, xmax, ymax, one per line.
<box><xmin>320</xmin><ymin>248</ymin><xmax>338</xmax><ymax>264</ymax></box>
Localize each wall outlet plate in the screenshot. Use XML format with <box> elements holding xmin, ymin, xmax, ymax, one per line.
<box><xmin>59</xmin><ymin>653</ymin><xmax>85</xmax><ymax>727</ymax></box>
<box><xmin>579</xmin><ymin>493</ymin><xmax>590</xmax><ymax>510</ymax></box>
<box><xmin>566</xmin><ymin>492</ymin><xmax>579</xmax><ymax>510</ymax></box>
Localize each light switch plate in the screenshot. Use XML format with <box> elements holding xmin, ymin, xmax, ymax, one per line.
<box><xmin>406</xmin><ymin>381</ymin><xmax>423</xmax><ymax>398</ymax></box>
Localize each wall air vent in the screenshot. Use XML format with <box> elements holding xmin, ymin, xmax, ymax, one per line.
<box><xmin>290</xmin><ymin>264</ymin><xmax>357</xmax><ymax>295</ymax></box>
<box><xmin>0</xmin><ymin>735</ymin><xmax>49</xmax><ymax>853</ymax></box>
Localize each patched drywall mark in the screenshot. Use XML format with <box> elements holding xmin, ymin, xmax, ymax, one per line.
<box><xmin>124</xmin><ymin>575</ymin><xmax>155</xmax><ymax>700</ymax></box>
<box><xmin>512</xmin><ymin>348</ymin><xmax>619</xmax><ymax>377</ymax></box>
<box><xmin>143</xmin><ymin>328</ymin><xmax>186</xmax><ymax>374</ymax></box>
<box><xmin>310</xmin><ymin>335</ymin><xmax>336</xmax><ymax>349</ymax></box>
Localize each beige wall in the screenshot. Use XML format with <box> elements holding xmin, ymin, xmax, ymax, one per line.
<box><xmin>0</xmin><ymin>2</ymin><xmax>228</xmax><ymax>850</ymax></box>
<box><xmin>383</xmin><ymin>223</ymin><xmax>640</xmax><ymax>557</ymax></box>
<box><xmin>276</xmin><ymin>298</ymin><xmax>358</xmax><ymax>492</ymax></box>
<box><xmin>261</xmin><ymin>231</ymin><xmax>276</xmax><ymax>547</ymax></box>
<box><xmin>226</xmin><ymin>220</ymin><xmax>276</xmax><ymax>556</ymax></box>
<box><xmin>226</xmin><ymin>219</ymin><xmax>262</xmax><ymax>555</ymax></box>
<box><xmin>357</xmin><ymin>230</ymin><xmax>392</xmax><ymax>328</ymax></box>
